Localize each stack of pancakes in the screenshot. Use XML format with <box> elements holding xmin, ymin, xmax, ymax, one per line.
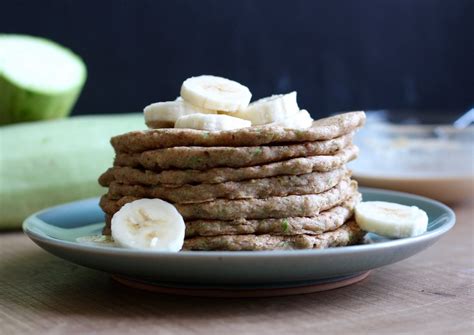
<box><xmin>99</xmin><ymin>112</ymin><xmax>366</xmax><ymax>251</ymax></box>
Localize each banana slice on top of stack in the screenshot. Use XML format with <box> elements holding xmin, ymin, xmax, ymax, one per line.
<box><xmin>144</xmin><ymin>97</ymin><xmax>217</xmax><ymax>129</ymax></box>
<box><xmin>180</xmin><ymin>75</ymin><xmax>252</xmax><ymax>112</ymax></box>
<box><xmin>143</xmin><ymin>75</ymin><xmax>314</xmax><ymax>131</ymax></box>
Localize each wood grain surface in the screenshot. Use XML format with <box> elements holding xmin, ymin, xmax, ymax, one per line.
<box><xmin>0</xmin><ymin>201</ymin><xmax>472</xmax><ymax>335</ymax></box>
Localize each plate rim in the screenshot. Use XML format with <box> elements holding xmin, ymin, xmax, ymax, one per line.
<box><xmin>23</xmin><ymin>187</ymin><xmax>456</xmax><ymax>259</ymax></box>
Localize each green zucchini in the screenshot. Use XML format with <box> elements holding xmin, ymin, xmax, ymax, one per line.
<box><xmin>0</xmin><ymin>34</ymin><xmax>86</xmax><ymax>125</ymax></box>
<box><xmin>0</xmin><ymin>114</ymin><xmax>145</xmax><ymax>229</ymax></box>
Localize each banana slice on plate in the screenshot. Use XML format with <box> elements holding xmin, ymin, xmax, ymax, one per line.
<box><xmin>175</xmin><ymin>113</ymin><xmax>251</xmax><ymax>131</ymax></box>
<box><xmin>144</xmin><ymin>97</ymin><xmax>216</xmax><ymax>128</ymax></box>
<box><xmin>355</xmin><ymin>201</ymin><xmax>428</xmax><ymax>238</ymax></box>
<box><xmin>269</xmin><ymin>109</ymin><xmax>314</xmax><ymax>129</ymax></box>
<box><xmin>230</xmin><ymin>91</ymin><xmax>300</xmax><ymax>125</ymax></box>
<box><xmin>180</xmin><ymin>75</ymin><xmax>252</xmax><ymax>112</ymax></box>
<box><xmin>111</xmin><ymin>198</ymin><xmax>185</xmax><ymax>251</ymax></box>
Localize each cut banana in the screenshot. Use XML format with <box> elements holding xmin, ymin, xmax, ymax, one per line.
<box><xmin>269</xmin><ymin>109</ymin><xmax>314</xmax><ymax>129</ymax></box>
<box><xmin>111</xmin><ymin>198</ymin><xmax>185</xmax><ymax>251</ymax></box>
<box><xmin>355</xmin><ymin>201</ymin><xmax>428</xmax><ymax>238</ymax></box>
<box><xmin>229</xmin><ymin>92</ymin><xmax>299</xmax><ymax>125</ymax></box>
<box><xmin>144</xmin><ymin>98</ymin><xmax>216</xmax><ymax>128</ymax></box>
<box><xmin>175</xmin><ymin>113</ymin><xmax>251</xmax><ymax>131</ymax></box>
<box><xmin>180</xmin><ymin>75</ymin><xmax>252</xmax><ymax>112</ymax></box>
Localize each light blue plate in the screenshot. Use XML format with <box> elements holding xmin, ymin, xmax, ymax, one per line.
<box><xmin>23</xmin><ymin>188</ymin><xmax>455</xmax><ymax>286</ymax></box>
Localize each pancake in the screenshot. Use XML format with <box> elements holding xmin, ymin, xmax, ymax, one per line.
<box><xmin>184</xmin><ymin>194</ymin><xmax>360</xmax><ymax>237</ymax></box>
<box><xmin>182</xmin><ymin>220</ymin><xmax>364</xmax><ymax>251</ymax></box>
<box><xmin>99</xmin><ymin>178</ymin><xmax>356</xmax><ymax>220</ymax></box>
<box><xmin>106</xmin><ymin>168</ymin><xmax>349</xmax><ymax>204</ymax></box>
<box><xmin>111</xmin><ymin>111</ymin><xmax>365</xmax><ymax>153</ymax></box>
<box><xmin>175</xmin><ymin>178</ymin><xmax>356</xmax><ymax>220</ymax></box>
<box><xmin>99</xmin><ymin>145</ymin><xmax>358</xmax><ymax>187</ymax></box>
<box><xmin>113</xmin><ymin>133</ymin><xmax>353</xmax><ymax>170</ymax></box>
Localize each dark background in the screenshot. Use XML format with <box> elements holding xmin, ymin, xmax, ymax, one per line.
<box><xmin>2</xmin><ymin>0</ymin><xmax>474</xmax><ymax>118</ymax></box>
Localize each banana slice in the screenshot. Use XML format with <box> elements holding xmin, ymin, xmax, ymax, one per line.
<box><xmin>269</xmin><ymin>109</ymin><xmax>314</xmax><ymax>129</ymax></box>
<box><xmin>144</xmin><ymin>98</ymin><xmax>216</xmax><ymax>128</ymax></box>
<box><xmin>180</xmin><ymin>75</ymin><xmax>252</xmax><ymax>112</ymax></box>
<box><xmin>355</xmin><ymin>201</ymin><xmax>428</xmax><ymax>238</ymax></box>
<box><xmin>229</xmin><ymin>92</ymin><xmax>299</xmax><ymax>125</ymax></box>
<box><xmin>175</xmin><ymin>113</ymin><xmax>251</xmax><ymax>131</ymax></box>
<box><xmin>111</xmin><ymin>198</ymin><xmax>185</xmax><ymax>251</ymax></box>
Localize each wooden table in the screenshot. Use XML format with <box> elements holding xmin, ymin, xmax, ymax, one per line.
<box><xmin>1</xmin><ymin>202</ymin><xmax>472</xmax><ymax>335</ymax></box>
